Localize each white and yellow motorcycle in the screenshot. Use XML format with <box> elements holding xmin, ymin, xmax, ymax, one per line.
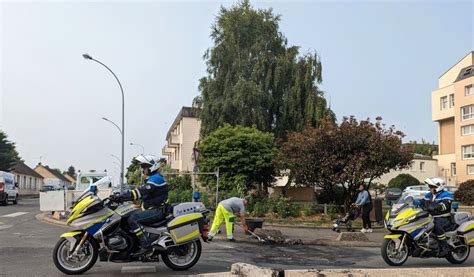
<box><xmin>53</xmin><ymin>183</ymin><xmax>209</xmax><ymax>275</ymax></box>
<box><xmin>382</xmin><ymin>195</ymin><xmax>474</xmax><ymax>266</ymax></box>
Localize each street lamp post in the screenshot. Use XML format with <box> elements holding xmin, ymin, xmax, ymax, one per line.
<box><xmin>130</xmin><ymin>143</ymin><xmax>145</xmax><ymax>154</ymax></box>
<box><xmin>83</xmin><ymin>53</ymin><xmax>125</xmax><ymax>193</ymax></box>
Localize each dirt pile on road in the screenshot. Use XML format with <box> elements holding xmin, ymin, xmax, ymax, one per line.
<box><xmin>253</xmin><ymin>229</ymin><xmax>304</xmax><ymax>245</ymax></box>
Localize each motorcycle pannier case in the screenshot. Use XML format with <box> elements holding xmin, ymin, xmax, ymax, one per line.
<box><xmin>167</xmin><ymin>213</ymin><xmax>203</xmax><ymax>244</ymax></box>
<box><xmin>457</xmin><ymin>220</ymin><xmax>474</xmax><ymax>246</ymax></box>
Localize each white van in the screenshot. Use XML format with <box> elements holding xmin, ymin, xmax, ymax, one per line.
<box><xmin>0</xmin><ymin>171</ymin><xmax>19</xmax><ymax>205</ymax></box>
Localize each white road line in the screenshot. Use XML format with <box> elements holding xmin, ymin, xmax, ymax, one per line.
<box><xmin>0</xmin><ymin>212</ymin><xmax>29</xmax><ymax>218</ymax></box>
<box><xmin>214</xmin><ymin>244</ymin><xmax>236</xmax><ymax>249</ymax></box>
<box><xmin>121</xmin><ymin>266</ymin><xmax>156</xmax><ymax>274</ymax></box>
<box><xmin>0</xmin><ymin>224</ymin><xmax>13</xmax><ymax>230</ymax></box>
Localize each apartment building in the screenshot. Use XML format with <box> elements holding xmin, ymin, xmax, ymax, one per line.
<box><xmin>162</xmin><ymin>107</ymin><xmax>201</xmax><ymax>172</ymax></box>
<box><xmin>432</xmin><ymin>51</ymin><xmax>474</xmax><ymax>185</ymax></box>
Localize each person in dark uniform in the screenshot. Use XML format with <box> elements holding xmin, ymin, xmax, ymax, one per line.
<box><xmin>112</xmin><ymin>155</ymin><xmax>168</xmax><ymax>257</ymax></box>
<box><xmin>422</xmin><ymin>177</ymin><xmax>453</xmax><ymax>257</ymax></box>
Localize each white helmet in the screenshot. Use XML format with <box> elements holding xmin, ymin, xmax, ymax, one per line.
<box><xmin>424</xmin><ymin>177</ymin><xmax>446</xmax><ymax>193</ymax></box>
<box><xmin>134</xmin><ymin>155</ymin><xmax>160</xmax><ymax>173</ymax></box>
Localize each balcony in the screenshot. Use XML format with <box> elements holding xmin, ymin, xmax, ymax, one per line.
<box><xmin>162</xmin><ymin>145</ymin><xmax>172</xmax><ymax>156</ymax></box>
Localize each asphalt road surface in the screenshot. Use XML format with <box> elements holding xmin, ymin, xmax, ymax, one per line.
<box><xmin>1</xmin><ymin>198</ymin><xmax>473</xmax><ymax>276</ymax></box>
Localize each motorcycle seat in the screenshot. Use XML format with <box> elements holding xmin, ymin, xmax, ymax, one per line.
<box><xmin>142</xmin><ymin>216</ymin><xmax>172</xmax><ymax>228</ymax></box>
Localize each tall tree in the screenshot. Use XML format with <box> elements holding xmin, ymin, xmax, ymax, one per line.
<box><xmin>194</xmin><ymin>0</ymin><xmax>335</xmax><ymax>140</ymax></box>
<box><xmin>66</xmin><ymin>165</ymin><xmax>76</xmax><ymax>178</ymax></box>
<box><xmin>275</xmin><ymin>117</ymin><xmax>413</xmax><ymax>207</ymax></box>
<box><xmin>0</xmin><ymin>130</ymin><xmax>20</xmax><ymax>171</ymax></box>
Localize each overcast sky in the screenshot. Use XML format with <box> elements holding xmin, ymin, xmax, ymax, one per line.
<box><xmin>0</xmin><ymin>0</ymin><xmax>473</xmax><ymax>184</ymax></box>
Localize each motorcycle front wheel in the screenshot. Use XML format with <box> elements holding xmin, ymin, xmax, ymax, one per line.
<box><xmin>162</xmin><ymin>240</ymin><xmax>202</xmax><ymax>271</ymax></box>
<box><xmin>381</xmin><ymin>238</ymin><xmax>409</xmax><ymax>266</ymax></box>
<box><xmin>53</xmin><ymin>237</ymin><xmax>99</xmax><ymax>275</ymax></box>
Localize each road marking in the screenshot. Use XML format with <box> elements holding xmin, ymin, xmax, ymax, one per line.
<box><xmin>0</xmin><ymin>212</ymin><xmax>29</xmax><ymax>218</ymax></box>
<box><xmin>214</xmin><ymin>244</ymin><xmax>236</xmax><ymax>249</ymax></box>
<box><xmin>0</xmin><ymin>224</ymin><xmax>13</xmax><ymax>230</ymax></box>
<box><xmin>121</xmin><ymin>266</ymin><xmax>156</xmax><ymax>273</ymax></box>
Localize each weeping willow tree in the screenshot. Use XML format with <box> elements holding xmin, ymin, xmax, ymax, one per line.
<box><xmin>194</xmin><ymin>0</ymin><xmax>335</xmax><ymax>140</ymax></box>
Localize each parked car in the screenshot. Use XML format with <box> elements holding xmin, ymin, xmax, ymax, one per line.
<box><xmin>0</xmin><ymin>171</ymin><xmax>19</xmax><ymax>205</ymax></box>
<box><xmin>384</xmin><ymin>187</ymin><xmax>402</xmax><ymax>201</ymax></box>
<box><xmin>40</xmin><ymin>185</ymin><xmax>58</xmax><ymax>192</ymax></box>
<box><xmin>402</xmin><ymin>185</ymin><xmax>429</xmax><ymax>199</ymax></box>
<box><xmin>446</xmin><ymin>186</ymin><xmax>458</xmax><ymax>194</ymax></box>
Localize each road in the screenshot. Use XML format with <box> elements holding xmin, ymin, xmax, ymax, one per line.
<box><xmin>0</xmin><ymin>198</ymin><xmax>473</xmax><ymax>276</ymax></box>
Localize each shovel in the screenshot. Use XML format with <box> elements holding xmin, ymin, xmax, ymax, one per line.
<box><xmin>236</xmin><ymin>223</ymin><xmax>266</xmax><ymax>243</ymax></box>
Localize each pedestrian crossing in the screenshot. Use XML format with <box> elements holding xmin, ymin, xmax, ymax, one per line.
<box><xmin>0</xmin><ymin>212</ymin><xmax>29</xmax><ymax>218</ymax></box>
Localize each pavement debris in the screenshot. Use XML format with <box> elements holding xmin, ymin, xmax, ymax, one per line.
<box><xmin>253</xmin><ymin>229</ymin><xmax>304</xmax><ymax>245</ymax></box>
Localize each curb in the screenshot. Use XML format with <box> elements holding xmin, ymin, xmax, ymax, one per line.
<box><xmin>265</xmin><ymin>223</ymin><xmax>384</xmax><ymax>230</ymax></box>
<box><xmin>35</xmin><ymin>213</ymin><xmax>70</xmax><ymax>228</ymax></box>
<box><xmin>199</xmin><ymin>264</ymin><xmax>474</xmax><ymax>277</ymax></box>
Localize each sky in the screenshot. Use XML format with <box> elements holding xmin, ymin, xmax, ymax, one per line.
<box><xmin>0</xmin><ymin>0</ymin><xmax>473</xmax><ymax>184</ymax></box>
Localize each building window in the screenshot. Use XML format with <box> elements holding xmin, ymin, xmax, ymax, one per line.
<box><xmin>466</xmin><ymin>85</ymin><xmax>473</xmax><ymax>96</ymax></box>
<box><xmin>462</xmin><ymin>145</ymin><xmax>474</xmax><ymax>159</ymax></box>
<box><xmin>449</xmin><ymin>94</ymin><xmax>455</xmax><ymax>108</ymax></box>
<box><xmin>462</xmin><ymin>105</ymin><xmax>474</xmax><ymax>120</ymax></box>
<box><xmin>419</xmin><ymin>162</ymin><xmax>425</xmax><ymax>172</ymax></box>
<box><xmin>440</xmin><ymin>96</ymin><xmax>448</xmax><ymax>110</ymax></box>
<box><xmin>462</xmin><ymin>125</ymin><xmax>474</xmax><ymax>136</ymax></box>
<box><xmin>468</xmin><ymin>165</ymin><xmax>474</xmax><ymax>175</ymax></box>
<box><xmin>451</xmin><ymin>163</ymin><xmax>456</xmax><ymax>177</ymax></box>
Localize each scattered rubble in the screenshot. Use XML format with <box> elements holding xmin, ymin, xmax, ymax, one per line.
<box><xmin>253</xmin><ymin>229</ymin><xmax>304</xmax><ymax>245</ymax></box>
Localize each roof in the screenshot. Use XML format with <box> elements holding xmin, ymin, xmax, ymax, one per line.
<box><xmin>35</xmin><ymin>164</ymin><xmax>71</xmax><ymax>182</ymax></box>
<box><xmin>455</xmin><ymin>65</ymin><xmax>474</xmax><ymax>82</ymax></box>
<box><xmin>413</xmin><ymin>153</ymin><xmax>436</xmax><ymax>161</ymax></box>
<box><xmin>63</xmin><ymin>174</ymin><xmax>76</xmax><ymax>183</ymax></box>
<box><xmin>11</xmin><ymin>161</ymin><xmax>43</xmax><ymax>179</ymax></box>
<box><xmin>166</xmin><ymin>106</ymin><xmax>200</xmax><ymax>140</ymax></box>
<box><xmin>439</xmin><ymin>51</ymin><xmax>474</xmax><ymax>78</ymax></box>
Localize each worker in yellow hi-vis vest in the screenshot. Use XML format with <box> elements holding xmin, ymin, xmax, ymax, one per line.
<box><xmin>208</xmin><ymin>197</ymin><xmax>249</xmax><ymax>241</ymax></box>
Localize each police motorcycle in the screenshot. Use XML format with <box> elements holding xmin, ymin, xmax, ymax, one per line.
<box><xmin>53</xmin><ymin>179</ymin><xmax>210</xmax><ymax>275</ymax></box>
<box><xmin>382</xmin><ymin>195</ymin><xmax>474</xmax><ymax>266</ymax></box>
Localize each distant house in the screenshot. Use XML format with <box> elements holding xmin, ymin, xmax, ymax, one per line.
<box><xmin>11</xmin><ymin>161</ymin><xmax>44</xmax><ymax>195</ymax></box>
<box><xmin>268</xmin><ymin>175</ymin><xmax>315</xmax><ymax>202</ymax></box>
<box><xmin>63</xmin><ymin>174</ymin><xmax>76</xmax><ymax>186</ymax></box>
<box><xmin>34</xmin><ymin>163</ymin><xmax>71</xmax><ymax>189</ymax></box>
<box><xmin>375</xmin><ymin>154</ymin><xmax>438</xmax><ymax>185</ymax></box>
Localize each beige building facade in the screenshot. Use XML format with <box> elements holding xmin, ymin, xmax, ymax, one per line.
<box><xmin>432</xmin><ymin>51</ymin><xmax>474</xmax><ymax>186</ymax></box>
<box><xmin>376</xmin><ymin>155</ymin><xmax>438</xmax><ymax>185</ymax></box>
<box><xmin>162</xmin><ymin>107</ymin><xmax>201</xmax><ymax>172</ymax></box>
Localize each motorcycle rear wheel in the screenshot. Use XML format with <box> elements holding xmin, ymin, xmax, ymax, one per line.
<box><xmin>53</xmin><ymin>237</ymin><xmax>98</xmax><ymax>275</ymax></box>
<box><xmin>446</xmin><ymin>243</ymin><xmax>470</xmax><ymax>264</ymax></box>
<box><xmin>381</xmin><ymin>238</ymin><xmax>409</xmax><ymax>266</ymax></box>
<box><xmin>162</xmin><ymin>240</ymin><xmax>202</xmax><ymax>271</ymax></box>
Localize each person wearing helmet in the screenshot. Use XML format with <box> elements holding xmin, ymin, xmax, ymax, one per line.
<box><xmin>112</xmin><ymin>155</ymin><xmax>168</xmax><ymax>257</ymax></box>
<box><xmin>422</xmin><ymin>177</ymin><xmax>453</xmax><ymax>257</ymax></box>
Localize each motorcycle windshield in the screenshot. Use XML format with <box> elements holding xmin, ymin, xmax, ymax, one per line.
<box><xmin>391</xmin><ymin>195</ymin><xmax>415</xmax><ymax>214</ymax></box>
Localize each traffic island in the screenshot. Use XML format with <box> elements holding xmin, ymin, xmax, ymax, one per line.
<box><xmin>335</xmin><ymin>232</ymin><xmax>369</xmax><ymax>242</ymax></box>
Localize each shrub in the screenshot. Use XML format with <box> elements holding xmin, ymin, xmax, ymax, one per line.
<box><xmin>388</xmin><ymin>174</ymin><xmax>420</xmax><ymax>190</ymax></box>
<box><xmin>454</xmin><ymin>180</ymin><xmax>474</xmax><ymax>205</ymax></box>
<box><xmin>301</xmin><ymin>203</ymin><xmax>318</xmax><ymax>216</ymax></box>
